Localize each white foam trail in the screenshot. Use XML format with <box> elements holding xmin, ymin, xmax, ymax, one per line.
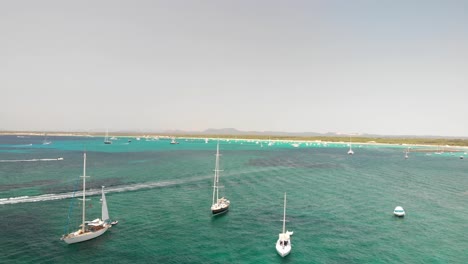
<box><xmin>0</xmin><ymin>166</ymin><xmax>278</xmax><ymax>205</ymax></box>
<box><xmin>0</xmin><ymin>176</ymin><xmax>209</xmax><ymax>205</ymax></box>
<box><xmin>0</xmin><ymin>158</ymin><xmax>64</xmax><ymax>162</ymax></box>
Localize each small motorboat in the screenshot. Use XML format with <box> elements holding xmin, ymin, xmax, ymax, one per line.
<box><xmin>111</xmin><ymin>220</ymin><xmax>119</xmax><ymax>225</ymax></box>
<box><xmin>393</xmin><ymin>206</ymin><xmax>405</xmax><ymax>217</ymax></box>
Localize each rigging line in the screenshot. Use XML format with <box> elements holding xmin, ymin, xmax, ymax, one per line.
<box><xmin>64</xmin><ymin>177</ymin><xmax>80</xmax><ymax>235</ymax></box>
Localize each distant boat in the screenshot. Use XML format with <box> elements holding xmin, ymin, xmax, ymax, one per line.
<box><xmin>460</xmin><ymin>156</ymin><xmax>464</xmax><ymax>159</ymax></box>
<box><xmin>104</xmin><ymin>129</ymin><xmax>112</xmax><ymax>144</ymax></box>
<box><xmin>405</xmin><ymin>147</ymin><xmax>409</xmax><ymax>159</ymax></box>
<box><xmin>57</xmin><ymin>157</ymin><xmax>64</xmax><ymax>161</ymax></box>
<box><xmin>393</xmin><ymin>206</ymin><xmax>405</xmax><ymax>217</ymax></box>
<box><xmin>42</xmin><ymin>133</ymin><xmax>52</xmax><ymax>145</ymax></box>
<box><xmin>347</xmin><ymin>136</ymin><xmax>354</xmax><ymax>155</ymax></box>
<box><xmin>170</xmin><ymin>138</ymin><xmax>179</xmax><ymax>145</ymax></box>
<box><xmin>434</xmin><ymin>145</ymin><xmax>444</xmax><ymax>155</ymax></box>
<box><xmin>276</xmin><ymin>192</ymin><xmax>293</xmax><ymax>257</ymax></box>
<box><xmin>291</xmin><ymin>143</ymin><xmax>299</xmax><ymax>148</ymax></box>
<box><xmin>111</xmin><ymin>220</ymin><xmax>119</xmax><ymax>225</ymax></box>
<box><xmin>61</xmin><ymin>153</ymin><xmax>111</xmax><ymax>244</ymax></box>
<box><xmin>211</xmin><ymin>143</ymin><xmax>230</xmax><ymax>215</ymax></box>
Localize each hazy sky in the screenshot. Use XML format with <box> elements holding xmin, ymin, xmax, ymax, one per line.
<box><xmin>1</xmin><ymin>0</ymin><xmax>467</xmax><ymax>136</ymax></box>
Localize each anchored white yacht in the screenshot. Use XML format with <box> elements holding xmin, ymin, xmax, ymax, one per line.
<box><xmin>61</xmin><ymin>153</ymin><xmax>111</xmax><ymax>244</ymax></box>
<box><xmin>211</xmin><ymin>142</ymin><xmax>230</xmax><ymax>215</ymax></box>
<box><xmin>276</xmin><ymin>192</ymin><xmax>293</xmax><ymax>257</ymax></box>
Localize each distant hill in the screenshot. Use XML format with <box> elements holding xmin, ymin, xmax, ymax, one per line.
<box><xmin>162</xmin><ymin>128</ymin><xmax>326</xmax><ymax>137</ymax></box>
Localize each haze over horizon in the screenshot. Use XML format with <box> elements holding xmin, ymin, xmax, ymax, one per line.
<box><xmin>2</xmin><ymin>1</ymin><xmax>467</xmax><ymax>137</ymax></box>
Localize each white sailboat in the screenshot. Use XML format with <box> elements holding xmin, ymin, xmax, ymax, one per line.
<box><xmin>61</xmin><ymin>153</ymin><xmax>111</xmax><ymax>244</ymax></box>
<box><xmin>347</xmin><ymin>136</ymin><xmax>354</xmax><ymax>155</ymax></box>
<box><xmin>211</xmin><ymin>142</ymin><xmax>230</xmax><ymax>215</ymax></box>
<box><xmin>276</xmin><ymin>192</ymin><xmax>293</xmax><ymax>257</ymax></box>
<box><xmin>42</xmin><ymin>133</ymin><xmax>52</xmax><ymax>145</ymax></box>
<box><xmin>104</xmin><ymin>129</ymin><xmax>112</xmax><ymax>144</ymax></box>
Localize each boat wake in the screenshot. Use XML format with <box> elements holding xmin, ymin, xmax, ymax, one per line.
<box><xmin>0</xmin><ymin>166</ymin><xmax>277</xmax><ymax>205</ymax></box>
<box><xmin>0</xmin><ymin>176</ymin><xmax>211</xmax><ymax>205</ymax></box>
<box><xmin>0</xmin><ymin>158</ymin><xmax>64</xmax><ymax>162</ymax></box>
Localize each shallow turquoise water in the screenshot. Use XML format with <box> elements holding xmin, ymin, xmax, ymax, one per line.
<box><xmin>0</xmin><ymin>135</ymin><xmax>467</xmax><ymax>263</ymax></box>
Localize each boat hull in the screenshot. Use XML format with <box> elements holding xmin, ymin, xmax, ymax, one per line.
<box><xmin>211</xmin><ymin>205</ymin><xmax>229</xmax><ymax>215</ymax></box>
<box><xmin>276</xmin><ymin>240</ymin><xmax>291</xmax><ymax>257</ymax></box>
<box><xmin>62</xmin><ymin>225</ymin><xmax>110</xmax><ymax>244</ymax></box>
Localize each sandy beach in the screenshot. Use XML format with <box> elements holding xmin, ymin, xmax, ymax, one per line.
<box><xmin>2</xmin><ymin>131</ymin><xmax>467</xmax><ymax>151</ymax></box>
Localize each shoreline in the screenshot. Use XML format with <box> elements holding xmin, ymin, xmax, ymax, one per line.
<box><xmin>1</xmin><ymin>131</ymin><xmax>467</xmax><ymax>150</ymax></box>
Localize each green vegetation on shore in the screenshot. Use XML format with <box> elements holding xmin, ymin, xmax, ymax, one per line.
<box><xmin>175</xmin><ymin>134</ymin><xmax>468</xmax><ymax>147</ymax></box>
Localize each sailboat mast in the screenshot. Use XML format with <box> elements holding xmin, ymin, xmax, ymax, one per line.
<box><xmin>212</xmin><ymin>143</ymin><xmax>219</xmax><ymax>204</ymax></box>
<box><xmin>282</xmin><ymin>192</ymin><xmax>287</xmax><ymax>234</ymax></box>
<box><xmin>215</xmin><ymin>143</ymin><xmax>220</xmax><ymax>201</ymax></box>
<box><xmin>81</xmin><ymin>153</ymin><xmax>87</xmax><ymax>232</ymax></box>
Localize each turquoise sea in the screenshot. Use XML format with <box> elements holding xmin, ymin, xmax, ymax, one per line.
<box><xmin>0</xmin><ymin>135</ymin><xmax>467</xmax><ymax>263</ymax></box>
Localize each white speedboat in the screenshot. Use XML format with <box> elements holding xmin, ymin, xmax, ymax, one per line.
<box><xmin>393</xmin><ymin>206</ymin><xmax>405</xmax><ymax>217</ymax></box>
<box><xmin>276</xmin><ymin>193</ymin><xmax>293</xmax><ymax>257</ymax></box>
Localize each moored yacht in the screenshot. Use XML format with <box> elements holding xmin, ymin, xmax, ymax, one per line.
<box><xmin>276</xmin><ymin>192</ymin><xmax>293</xmax><ymax>257</ymax></box>
<box><xmin>61</xmin><ymin>154</ymin><xmax>112</xmax><ymax>244</ymax></box>
<box><xmin>104</xmin><ymin>129</ymin><xmax>112</xmax><ymax>144</ymax></box>
<box><xmin>347</xmin><ymin>136</ymin><xmax>354</xmax><ymax>155</ymax></box>
<box><xmin>211</xmin><ymin>142</ymin><xmax>230</xmax><ymax>215</ymax></box>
